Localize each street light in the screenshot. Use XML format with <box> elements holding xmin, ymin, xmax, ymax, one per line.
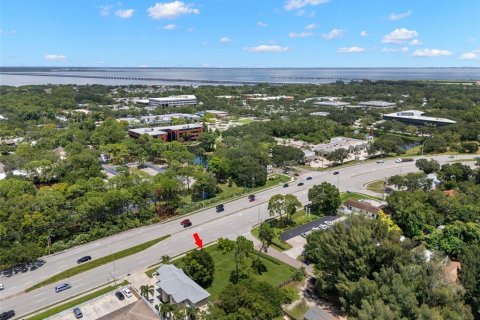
<box><xmin>110</xmin><ymin>250</ymin><xmax>117</xmax><ymax>285</ymax></box>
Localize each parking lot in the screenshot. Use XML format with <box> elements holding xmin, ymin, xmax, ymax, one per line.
<box><xmin>47</xmin><ymin>287</ymin><xmax>138</xmax><ymax>320</ymax></box>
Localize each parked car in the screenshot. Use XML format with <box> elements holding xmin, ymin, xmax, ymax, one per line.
<box><xmin>333</xmin><ymin>171</ymin><xmax>339</xmax><ymax>175</ymax></box>
<box><xmin>376</xmin><ymin>160</ymin><xmax>384</xmax><ymax>163</ymax></box>
<box><xmin>0</xmin><ymin>283</ymin><xmax>4</xmax><ymax>290</ymax></box>
<box><xmin>319</xmin><ymin>224</ymin><xmax>328</xmax><ymax>229</ymax></box>
<box><xmin>115</xmin><ymin>291</ymin><xmax>125</xmax><ymax>300</ymax></box>
<box><xmin>395</xmin><ymin>159</ymin><xmax>402</xmax><ymax>163</ymax></box>
<box><xmin>122</xmin><ymin>288</ymin><xmax>132</xmax><ymax>298</ymax></box>
<box><xmin>55</xmin><ymin>283</ymin><xmax>72</xmax><ymax>293</ymax></box>
<box><xmin>306</xmin><ymin>176</ymin><xmax>312</xmax><ymax>180</ymax></box>
<box><xmin>73</xmin><ymin>307</ymin><xmax>83</xmax><ymax>319</ymax></box>
<box><xmin>448</xmin><ymin>155</ymin><xmax>455</xmax><ymax>159</ymax></box>
<box><xmin>293</xmin><ymin>173</ymin><xmax>300</xmax><ymax>176</ymax></box>
<box><xmin>216</xmin><ymin>204</ymin><xmax>225</xmax><ymax>212</ymax></box>
<box><xmin>298</xmin><ymin>182</ymin><xmax>304</xmax><ymax>186</ymax></box>
<box><xmin>77</xmin><ymin>256</ymin><xmax>92</xmax><ymax>264</ymax></box>
<box><xmin>325</xmin><ymin>221</ymin><xmax>334</xmax><ymax>226</ymax></box>
<box><xmin>248</xmin><ymin>194</ymin><xmax>255</xmax><ymax>202</ymax></box>
<box><xmin>0</xmin><ymin>310</ymin><xmax>15</xmax><ymax>320</ymax></box>
<box><xmin>180</xmin><ymin>219</ymin><xmax>192</xmax><ymax>227</ymax></box>
<box><xmin>311</xmin><ymin>227</ymin><xmax>320</xmax><ymax>231</ymax></box>
<box><xmin>283</xmin><ymin>183</ymin><xmax>289</xmax><ymax>188</ymax></box>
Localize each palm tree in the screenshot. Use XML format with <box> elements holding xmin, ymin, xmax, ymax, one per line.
<box><xmin>185</xmin><ymin>305</ymin><xmax>199</xmax><ymax>320</ymax></box>
<box><xmin>156</xmin><ymin>302</ymin><xmax>177</xmax><ymax>320</ymax></box>
<box><xmin>140</xmin><ymin>284</ymin><xmax>154</xmax><ymax>301</ymax></box>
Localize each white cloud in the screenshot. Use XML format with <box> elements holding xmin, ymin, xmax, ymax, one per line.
<box><xmin>44</xmin><ymin>54</ymin><xmax>67</xmax><ymax>62</ymax></box>
<box><xmin>99</xmin><ymin>5</ymin><xmax>111</xmax><ymax>16</ymax></box>
<box><xmin>244</xmin><ymin>45</ymin><xmax>289</xmax><ymax>53</ymax></box>
<box><xmin>284</xmin><ymin>0</ymin><xmax>329</xmax><ymax>11</ymax></box>
<box><xmin>459</xmin><ymin>49</ymin><xmax>480</xmax><ymax>60</ymax></box>
<box><xmin>413</xmin><ymin>49</ymin><xmax>453</xmax><ymax>57</ymax></box>
<box><xmin>337</xmin><ymin>46</ymin><xmax>365</xmax><ymax>53</ymax></box>
<box><xmin>257</xmin><ymin>22</ymin><xmax>268</xmax><ymax>27</ymax></box>
<box><xmin>289</xmin><ymin>31</ymin><xmax>314</xmax><ymax>38</ymax></box>
<box><xmin>388</xmin><ymin>10</ymin><xmax>412</xmax><ymax>21</ymax></box>
<box><xmin>409</xmin><ymin>39</ymin><xmax>422</xmax><ymax>46</ymax></box>
<box><xmin>321</xmin><ymin>28</ymin><xmax>344</xmax><ymax>40</ymax></box>
<box><xmin>381</xmin><ymin>47</ymin><xmax>409</xmax><ymax>53</ymax></box>
<box><xmin>220</xmin><ymin>37</ymin><xmax>232</xmax><ymax>44</ymax></box>
<box><xmin>0</xmin><ymin>29</ymin><xmax>16</xmax><ymax>34</ymax></box>
<box><xmin>382</xmin><ymin>28</ymin><xmax>418</xmax><ymax>44</ymax></box>
<box><xmin>164</xmin><ymin>24</ymin><xmax>176</xmax><ymax>30</ymax></box>
<box><xmin>360</xmin><ymin>30</ymin><xmax>368</xmax><ymax>37</ymax></box>
<box><xmin>139</xmin><ymin>64</ymin><xmax>149</xmax><ymax>68</ymax></box>
<box><xmin>115</xmin><ymin>9</ymin><xmax>134</xmax><ymax>18</ymax></box>
<box><xmin>201</xmin><ymin>41</ymin><xmax>208</xmax><ymax>46</ymax></box>
<box><xmin>305</xmin><ymin>23</ymin><xmax>318</xmax><ymax>30</ymax></box>
<box><xmin>147</xmin><ymin>1</ymin><xmax>199</xmax><ymax>19</ymax></box>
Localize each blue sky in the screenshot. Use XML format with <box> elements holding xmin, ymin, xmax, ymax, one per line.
<box><xmin>1</xmin><ymin>0</ymin><xmax>479</xmax><ymax>67</ymax></box>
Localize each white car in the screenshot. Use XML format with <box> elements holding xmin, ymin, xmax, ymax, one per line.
<box><xmin>376</xmin><ymin>160</ymin><xmax>384</xmax><ymax>163</ymax></box>
<box><xmin>122</xmin><ymin>288</ymin><xmax>132</xmax><ymax>298</ymax></box>
<box><xmin>319</xmin><ymin>224</ymin><xmax>328</xmax><ymax>229</ymax></box>
<box><xmin>395</xmin><ymin>159</ymin><xmax>402</xmax><ymax>163</ymax></box>
<box><xmin>325</xmin><ymin>221</ymin><xmax>334</xmax><ymax>226</ymax></box>
<box><xmin>311</xmin><ymin>227</ymin><xmax>320</xmax><ymax>231</ymax></box>
<box><xmin>0</xmin><ymin>283</ymin><xmax>4</xmax><ymax>290</ymax></box>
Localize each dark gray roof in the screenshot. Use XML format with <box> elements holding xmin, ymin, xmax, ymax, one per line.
<box><xmin>304</xmin><ymin>306</ymin><xmax>337</xmax><ymax>320</ymax></box>
<box><xmin>156</xmin><ymin>264</ymin><xmax>210</xmax><ymax>304</ymax></box>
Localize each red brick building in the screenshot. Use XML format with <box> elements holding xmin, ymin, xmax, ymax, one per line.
<box><xmin>128</xmin><ymin>123</ymin><xmax>204</xmax><ymax>142</ymax></box>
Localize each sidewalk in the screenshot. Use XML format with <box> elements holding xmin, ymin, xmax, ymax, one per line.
<box><xmin>246</xmin><ymin>233</ymin><xmax>314</xmax><ymax>277</ymax></box>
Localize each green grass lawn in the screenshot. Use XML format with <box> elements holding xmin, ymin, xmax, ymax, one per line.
<box><xmin>26</xmin><ymin>235</ymin><xmax>170</xmax><ymax>292</ymax></box>
<box><xmin>341</xmin><ymin>191</ymin><xmax>382</xmax><ymax>201</ymax></box>
<box><xmin>173</xmin><ymin>244</ymin><xmax>296</xmax><ymax>301</ymax></box>
<box><xmin>27</xmin><ymin>280</ymin><xmax>129</xmax><ymax>320</ymax></box>
<box><xmin>365</xmin><ymin>180</ymin><xmax>385</xmax><ymax>194</ymax></box>
<box><xmin>287</xmin><ymin>299</ymin><xmax>310</xmax><ymax>319</ymax></box>
<box><xmin>252</xmin><ymin>210</ymin><xmax>318</xmax><ymax>251</ymax></box>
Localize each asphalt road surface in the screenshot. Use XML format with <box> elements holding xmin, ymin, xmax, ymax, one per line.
<box><xmin>0</xmin><ymin>154</ymin><xmax>475</xmax><ymax>318</ymax></box>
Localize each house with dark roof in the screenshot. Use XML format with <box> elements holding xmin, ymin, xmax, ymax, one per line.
<box><xmin>342</xmin><ymin>199</ymin><xmax>381</xmax><ymax>219</ymax></box>
<box><xmin>155</xmin><ymin>264</ymin><xmax>210</xmax><ymax>308</ymax></box>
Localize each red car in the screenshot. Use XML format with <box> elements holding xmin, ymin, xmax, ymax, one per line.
<box><xmin>180</xmin><ymin>219</ymin><xmax>192</xmax><ymax>227</ymax></box>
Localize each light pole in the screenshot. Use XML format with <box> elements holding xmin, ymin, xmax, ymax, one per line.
<box><xmin>111</xmin><ymin>250</ymin><xmax>117</xmax><ymax>285</ymax></box>
<box><xmin>201</xmin><ymin>186</ymin><xmax>207</xmax><ymax>208</ymax></box>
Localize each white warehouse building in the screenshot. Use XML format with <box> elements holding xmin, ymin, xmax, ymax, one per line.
<box><xmin>148</xmin><ymin>95</ymin><xmax>197</xmax><ymax>108</ymax></box>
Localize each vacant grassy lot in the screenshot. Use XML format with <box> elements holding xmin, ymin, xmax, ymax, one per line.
<box><xmin>365</xmin><ymin>180</ymin><xmax>385</xmax><ymax>194</ymax></box>
<box><xmin>26</xmin><ymin>235</ymin><xmax>170</xmax><ymax>292</ymax></box>
<box><xmin>27</xmin><ymin>280</ymin><xmax>129</xmax><ymax>320</ymax></box>
<box><xmin>173</xmin><ymin>244</ymin><xmax>296</xmax><ymax>301</ymax></box>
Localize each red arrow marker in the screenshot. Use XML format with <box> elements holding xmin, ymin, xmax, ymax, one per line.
<box><xmin>193</xmin><ymin>233</ymin><xmax>203</xmax><ymax>249</ymax></box>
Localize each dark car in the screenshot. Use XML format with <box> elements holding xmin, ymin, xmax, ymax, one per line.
<box><xmin>298</xmin><ymin>182</ymin><xmax>304</xmax><ymax>186</ymax></box>
<box><xmin>283</xmin><ymin>183</ymin><xmax>289</xmax><ymax>188</ymax></box>
<box><xmin>248</xmin><ymin>194</ymin><xmax>255</xmax><ymax>202</ymax></box>
<box><xmin>55</xmin><ymin>283</ymin><xmax>72</xmax><ymax>293</ymax></box>
<box><xmin>293</xmin><ymin>173</ymin><xmax>300</xmax><ymax>177</ymax></box>
<box><xmin>306</xmin><ymin>176</ymin><xmax>312</xmax><ymax>180</ymax></box>
<box><xmin>115</xmin><ymin>291</ymin><xmax>125</xmax><ymax>300</ymax></box>
<box><xmin>0</xmin><ymin>310</ymin><xmax>15</xmax><ymax>320</ymax></box>
<box><xmin>216</xmin><ymin>204</ymin><xmax>225</xmax><ymax>212</ymax></box>
<box><xmin>333</xmin><ymin>171</ymin><xmax>339</xmax><ymax>175</ymax></box>
<box><xmin>73</xmin><ymin>307</ymin><xmax>83</xmax><ymax>319</ymax></box>
<box><xmin>180</xmin><ymin>219</ymin><xmax>192</xmax><ymax>227</ymax></box>
<box><xmin>77</xmin><ymin>256</ymin><xmax>92</xmax><ymax>264</ymax></box>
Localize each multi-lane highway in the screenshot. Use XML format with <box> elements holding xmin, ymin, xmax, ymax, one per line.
<box><xmin>0</xmin><ymin>154</ymin><xmax>476</xmax><ymax>318</ymax></box>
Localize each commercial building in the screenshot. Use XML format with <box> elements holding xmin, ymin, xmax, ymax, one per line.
<box><xmin>244</xmin><ymin>94</ymin><xmax>294</xmax><ymax>101</ymax></box>
<box><xmin>155</xmin><ymin>265</ymin><xmax>210</xmax><ymax>308</ymax></box>
<box><xmin>148</xmin><ymin>95</ymin><xmax>197</xmax><ymax>108</ymax></box>
<box><xmin>313</xmin><ymin>137</ymin><xmax>369</xmax><ymax>155</ymax></box>
<box><xmin>204</xmin><ymin>110</ymin><xmax>229</xmax><ymax>118</ymax></box>
<box><xmin>313</xmin><ymin>101</ymin><xmax>350</xmax><ymax>108</ymax></box>
<box><xmin>128</xmin><ymin>123</ymin><xmax>203</xmax><ymax>142</ymax></box>
<box><xmin>358</xmin><ymin>100</ymin><xmax>396</xmax><ymax>108</ymax></box>
<box><xmin>382</xmin><ymin>110</ymin><xmax>456</xmax><ymax>126</ymax></box>
<box><xmin>310</xmin><ymin>112</ymin><xmax>330</xmax><ymax>117</ymax></box>
<box><xmin>118</xmin><ymin>113</ymin><xmax>200</xmax><ymax>127</ymax></box>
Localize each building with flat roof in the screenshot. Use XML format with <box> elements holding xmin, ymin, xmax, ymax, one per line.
<box><xmin>118</xmin><ymin>113</ymin><xmax>200</xmax><ymax>127</ymax></box>
<box><xmin>313</xmin><ymin>137</ymin><xmax>369</xmax><ymax>155</ymax></box>
<box><xmin>358</xmin><ymin>100</ymin><xmax>396</xmax><ymax>108</ymax></box>
<box><xmin>128</xmin><ymin>123</ymin><xmax>203</xmax><ymax>142</ymax></box>
<box><xmin>383</xmin><ymin>110</ymin><xmax>456</xmax><ymax>126</ymax></box>
<box><xmin>155</xmin><ymin>264</ymin><xmax>210</xmax><ymax>308</ymax></box>
<box><xmin>313</xmin><ymin>101</ymin><xmax>350</xmax><ymax>108</ymax></box>
<box><xmin>148</xmin><ymin>95</ymin><xmax>197</xmax><ymax>108</ymax></box>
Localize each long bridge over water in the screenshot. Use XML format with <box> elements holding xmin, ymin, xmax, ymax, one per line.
<box><xmin>0</xmin><ymin>72</ymin><xmax>350</xmax><ymax>85</ymax></box>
